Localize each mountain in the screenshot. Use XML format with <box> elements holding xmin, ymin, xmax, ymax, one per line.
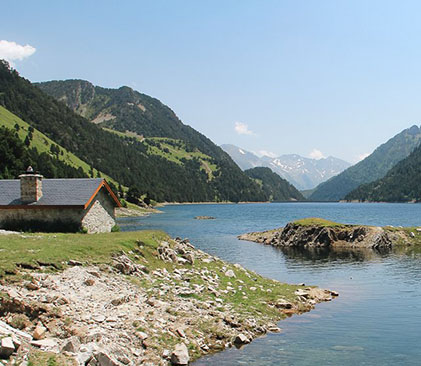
<box><xmin>345</xmin><ymin>143</ymin><xmax>421</xmax><ymax>202</ymax></box>
<box><xmin>244</xmin><ymin>167</ymin><xmax>305</xmax><ymax>201</ymax></box>
<box><xmin>309</xmin><ymin>125</ymin><xmax>421</xmax><ymax>201</ymax></box>
<box><xmin>220</xmin><ymin>144</ymin><xmax>263</xmax><ymax>170</ymax></box>
<box><xmin>0</xmin><ymin>60</ymin><xmax>266</xmax><ymax>202</ymax></box>
<box><xmin>221</xmin><ymin>144</ymin><xmax>351</xmax><ymax>190</ymax></box>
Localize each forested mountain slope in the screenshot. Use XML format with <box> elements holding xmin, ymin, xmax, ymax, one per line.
<box><xmin>0</xmin><ymin>61</ymin><xmax>265</xmax><ymax>202</ymax></box>
<box><xmin>345</xmin><ymin>143</ymin><xmax>421</xmax><ymax>202</ymax></box>
<box><xmin>0</xmin><ymin>105</ymin><xmax>116</xmax><ymax>182</ymax></box>
<box><xmin>309</xmin><ymin>125</ymin><xmax>421</xmax><ymax>201</ymax></box>
<box><xmin>37</xmin><ymin>80</ymin><xmax>242</xmax><ymax>169</ymax></box>
<box><xmin>244</xmin><ymin>167</ymin><xmax>305</xmax><ymax>201</ymax></box>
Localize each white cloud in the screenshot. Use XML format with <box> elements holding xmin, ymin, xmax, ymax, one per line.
<box><xmin>0</xmin><ymin>40</ymin><xmax>36</xmax><ymax>66</ymax></box>
<box><xmin>234</xmin><ymin>121</ymin><xmax>255</xmax><ymax>136</ymax></box>
<box><xmin>309</xmin><ymin>149</ymin><xmax>325</xmax><ymax>160</ymax></box>
<box><xmin>257</xmin><ymin>150</ymin><xmax>277</xmax><ymax>158</ymax></box>
<box><xmin>356</xmin><ymin>152</ymin><xmax>370</xmax><ymax>162</ymax></box>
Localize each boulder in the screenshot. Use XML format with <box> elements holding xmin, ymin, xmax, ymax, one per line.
<box><xmin>61</xmin><ymin>336</ymin><xmax>80</xmax><ymax>353</ymax></box>
<box><xmin>33</xmin><ymin>324</ymin><xmax>47</xmax><ymax>340</ymax></box>
<box><xmin>31</xmin><ymin>338</ymin><xmax>58</xmax><ymax>349</ymax></box>
<box><xmin>94</xmin><ymin>351</ymin><xmax>119</xmax><ymax>366</ymax></box>
<box><xmin>275</xmin><ymin>300</ymin><xmax>293</xmax><ymax>309</ymax></box>
<box><xmin>184</xmin><ymin>253</ymin><xmax>195</xmax><ymax>264</ymax></box>
<box><xmin>233</xmin><ymin>333</ymin><xmax>250</xmax><ymax>345</ymax></box>
<box><xmin>171</xmin><ymin>343</ymin><xmax>189</xmax><ymax>365</ymax></box>
<box><xmin>0</xmin><ymin>337</ymin><xmax>15</xmax><ymax>359</ymax></box>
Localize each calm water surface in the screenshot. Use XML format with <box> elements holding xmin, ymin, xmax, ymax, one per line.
<box><xmin>119</xmin><ymin>203</ymin><xmax>421</xmax><ymax>365</ymax></box>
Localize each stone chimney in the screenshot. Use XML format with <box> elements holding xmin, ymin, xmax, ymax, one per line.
<box><xmin>19</xmin><ymin>166</ymin><xmax>43</xmax><ymax>203</ymax></box>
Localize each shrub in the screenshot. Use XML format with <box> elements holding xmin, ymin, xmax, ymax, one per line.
<box><xmin>111</xmin><ymin>225</ymin><xmax>120</xmax><ymax>232</ymax></box>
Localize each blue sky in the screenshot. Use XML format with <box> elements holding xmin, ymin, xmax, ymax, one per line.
<box><xmin>2</xmin><ymin>1</ymin><xmax>421</xmax><ymax>163</ymax></box>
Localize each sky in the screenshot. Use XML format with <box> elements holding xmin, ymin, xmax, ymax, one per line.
<box><xmin>2</xmin><ymin>1</ymin><xmax>421</xmax><ymax>164</ymax></box>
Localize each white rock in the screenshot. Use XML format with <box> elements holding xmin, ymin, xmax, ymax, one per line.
<box><xmin>31</xmin><ymin>338</ymin><xmax>58</xmax><ymax>349</ymax></box>
<box><xmin>136</xmin><ymin>331</ymin><xmax>148</xmax><ymax>341</ymax></box>
<box><xmin>93</xmin><ymin>315</ymin><xmax>106</xmax><ymax>323</ymax></box>
<box><xmin>171</xmin><ymin>343</ymin><xmax>189</xmax><ymax>365</ymax></box>
<box><xmin>225</xmin><ymin>270</ymin><xmax>236</xmax><ymax>278</ymax></box>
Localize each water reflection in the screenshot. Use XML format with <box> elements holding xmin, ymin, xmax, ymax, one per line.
<box><xmin>278</xmin><ymin>245</ymin><xmax>389</xmax><ymax>263</ymax></box>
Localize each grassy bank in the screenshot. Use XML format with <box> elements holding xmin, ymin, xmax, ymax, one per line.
<box><xmin>116</xmin><ymin>201</ymin><xmax>162</xmax><ymax>217</ymax></box>
<box><xmin>0</xmin><ymin>230</ymin><xmax>333</xmax><ymax>365</ymax></box>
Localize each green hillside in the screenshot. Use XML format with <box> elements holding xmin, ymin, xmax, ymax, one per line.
<box><xmin>0</xmin><ymin>124</ymin><xmax>87</xmax><ymax>180</ymax></box>
<box><xmin>245</xmin><ymin>167</ymin><xmax>305</xmax><ymax>201</ymax></box>
<box><xmin>103</xmin><ymin>129</ymin><xmax>217</xmax><ymax>180</ymax></box>
<box><xmin>0</xmin><ymin>106</ymin><xmax>117</xmax><ymax>184</ymax></box>
<box><xmin>345</xmin><ymin>143</ymin><xmax>421</xmax><ymax>202</ymax></box>
<box><xmin>309</xmin><ymin>125</ymin><xmax>421</xmax><ymax>201</ymax></box>
<box><xmin>0</xmin><ymin>60</ymin><xmax>265</xmax><ymax>202</ymax></box>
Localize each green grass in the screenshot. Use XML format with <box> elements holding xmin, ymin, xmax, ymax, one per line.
<box><xmin>0</xmin><ymin>230</ymin><xmax>167</xmax><ymax>278</ymax></box>
<box><xmin>293</xmin><ymin>217</ymin><xmax>346</xmax><ymax>227</ymax></box>
<box><xmin>28</xmin><ymin>351</ymin><xmax>76</xmax><ymax>366</ymax></box>
<box><xmin>116</xmin><ymin>201</ymin><xmax>161</xmax><ymax>217</ymax></box>
<box><xmin>145</xmin><ymin>138</ymin><xmax>218</xmax><ymax>180</ymax></box>
<box><xmin>0</xmin><ymin>106</ymin><xmax>119</xmax><ymax>186</ymax></box>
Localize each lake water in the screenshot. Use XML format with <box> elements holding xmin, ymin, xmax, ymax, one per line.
<box><xmin>119</xmin><ymin>203</ymin><xmax>421</xmax><ymax>366</ymax></box>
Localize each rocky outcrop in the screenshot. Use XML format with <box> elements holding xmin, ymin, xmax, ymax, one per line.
<box><xmin>239</xmin><ymin>221</ymin><xmax>398</xmax><ymax>249</ymax></box>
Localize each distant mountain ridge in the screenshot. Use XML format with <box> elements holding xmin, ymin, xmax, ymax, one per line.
<box><xmin>309</xmin><ymin>125</ymin><xmax>421</xmax><ymax>201</ymax></box>
<box><xmin>221</xmin><ymin>144</ymin><xmax>351</xmax><ymax>190</ymax></box>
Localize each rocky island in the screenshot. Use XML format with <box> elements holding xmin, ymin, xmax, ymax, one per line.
<box><xmin>0</xmin><ymin>230</ymin><xmax>337</xmax><ymax>366</ymax></box>
<box><xmin>239</xmin><ymin>218</ymin><xmax>421</xmax><ymax>249</ymax></box>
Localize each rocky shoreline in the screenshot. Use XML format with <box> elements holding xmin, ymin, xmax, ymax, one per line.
<box><xmin>239</xmin><ymin>218</ymin><xmax>420</xmax><ymax>249</ymax></box>
<box><xmin>0</xmin><ymin>234</ymin><xmax>337</xmax><ymax>365</ymax></box>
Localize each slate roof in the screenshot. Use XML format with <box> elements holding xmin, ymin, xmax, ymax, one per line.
<box><xmin>0</xmin><ymin>178</ymin><xmax>120</xmax><ymax>207</ymax></box>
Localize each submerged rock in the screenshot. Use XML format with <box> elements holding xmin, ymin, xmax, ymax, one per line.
<box><xmin>194</xmin><ymin>216</ymin><xmax>216</xmax><ymax>220</ymax></box>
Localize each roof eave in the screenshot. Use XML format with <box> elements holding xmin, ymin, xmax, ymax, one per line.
<box><xmin>0</xmin><ymin>205</ymin><xmax>85</xmax><ymax>209</ymax></box>
<box><xmin>83</xmin><ymin>179</ymin><xmax>122</xmax><ymax>209</ymax></box>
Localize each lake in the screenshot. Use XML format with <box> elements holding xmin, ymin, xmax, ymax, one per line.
<box><xmin>119</xmin><ymin>202</ymin><xmax>421</xmax><ymax>366</ymax></box>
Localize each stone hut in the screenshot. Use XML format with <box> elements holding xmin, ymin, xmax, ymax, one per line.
<box><xmin>0</xmin><ymin>168</ymin><xmax>121</xmax><ymax>233</ymax></box>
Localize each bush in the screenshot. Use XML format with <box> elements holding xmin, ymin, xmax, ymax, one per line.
<box><xmin>1</xmin><ymin>219</ymin><xmax>82</xmax><ymax>233</ymax></box>
<box><xmin>111</xmin><ymin>225</ymin><xmax>120</xmax><ymax>232</ymax></box>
